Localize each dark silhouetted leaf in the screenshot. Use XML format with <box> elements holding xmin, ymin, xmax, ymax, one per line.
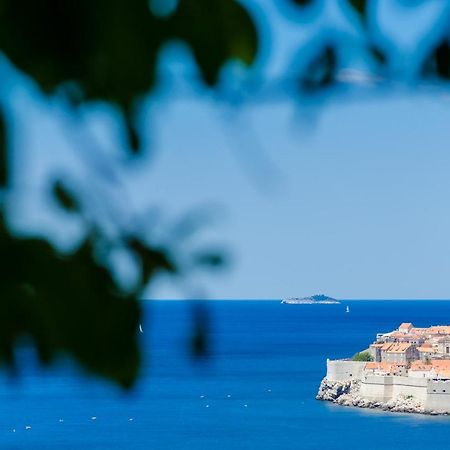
<box><xmin>423</xmin><ymin>40</ymin><xmax>450</xmax><ymax>79</ymax></box>
<box><xmin>0</xmin><ymin>0</ymin><xmax>258</xmax><ymax>156</ymax></box>
<box><xmin>193</xmin><ymin>251</ymin><xmax>226</xmax><ymax>269</ymax></box>
<box><xmin>370</xmin><ymin>46</ymin><xmax>387</xmax><ymax>65</ymax></box>
<box><xmin>190</xmin><ymin>302</ymin><xmax>209</xmax><ymax>359</ymax></box>
<box><xmin>349</xmin><ymin>0</ymin><xmax>367</xmax><ymax>16</ymax></box>
<box><xmin>0</xmin><ymin>218</ymin><xmax>141</xmax><ymax>387</ymax></box>
<box><xmin>300</xmin><ymin>45</ymin><xmax>337</xmax><ymax>92</ymax></box>
<box><xmin>128</xmin><ymin>238</ymin><xmax>176</xmax><ymax>281</ymax></box>
<box><xmin>290</xmin><ymin>0</ymin><xmax>315</xmax><ymax>6</ymax></box>
<box><xmin>53</xmin><ymin>181</ymin><xmax>79</xmax><ymax>212</ymax></box>
<box><xmin>0</xmin><ymin>111</ymin><xmax>5</xmax><ymax>187</ymax></box>
<box><xmin>171</xmin><ymin>0</ymin><xmax>258</xmax><ymax>85</ymax></box>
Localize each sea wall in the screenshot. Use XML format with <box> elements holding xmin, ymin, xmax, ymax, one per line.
<box><xmin>359</xmin><ymin>375</ymin><xmax>428</xmax><ymax>403</ymax></box>
<box><xmin>426</xmin><ymin>380</ymin><xmax>450</xmax><ymax>412</ymax></box>
<box><xmin>320</xmin><ymin>359</ymin><xmax>450</xmax><ymax>414</ymax></box>
<box><xmin>325</xmin><ymin>359</ymin><xmax>366</xmax><ymax>382</ymax></box>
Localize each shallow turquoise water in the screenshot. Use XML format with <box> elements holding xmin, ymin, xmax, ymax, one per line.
<box><xmin>2</xmin><ymin>300</ymin><xmax>450</xmax><ymax>449</ymax></box>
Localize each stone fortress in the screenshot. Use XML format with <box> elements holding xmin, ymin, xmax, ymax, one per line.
<box><xmin>317</xmin><ymin>323</ymin><xmax>450</xmax><ymax>414</ymax></box>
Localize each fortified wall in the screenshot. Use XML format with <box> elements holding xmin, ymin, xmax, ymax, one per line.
<box><xmin>325</xmin><ymin>359</ymin><xmax>366</xmax><ymax>382</ymax></box>
<box><xmin>325</xmin><ymin>359</ymin><xmax>450</xmax><ymax>412</ymax></box>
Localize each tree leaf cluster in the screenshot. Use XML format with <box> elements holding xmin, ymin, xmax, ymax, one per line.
<box><xmin>0</xmin><ymin>0</ymin><xmax>255</xmax><ymax>386</ymax></box>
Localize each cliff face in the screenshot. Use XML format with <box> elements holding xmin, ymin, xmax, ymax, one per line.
<box><xmin>316</xmin><ymin>378</ymin><xmax>447</xmax><ymax>415</ymax></box>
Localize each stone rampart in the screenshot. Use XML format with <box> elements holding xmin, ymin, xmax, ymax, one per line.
<box><xmin>322</xmin><ymin>359</ymin><xmax>450</xmax><ymax>413</ymax></box>
<box><xmin>426</xmin><ymin>380</ymin><xmax>450</xmax><ymax>412</ymax></box>
<box><xmin>325</xmin><ymin>359</ymin><xmax>366</xmax><ymax>382</ymax></box>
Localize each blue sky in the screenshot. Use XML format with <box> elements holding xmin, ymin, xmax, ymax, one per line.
<box><xmin>6</xmin><ymin>0</ymin><xmax>450</xmax><ymax>299</ymax></box>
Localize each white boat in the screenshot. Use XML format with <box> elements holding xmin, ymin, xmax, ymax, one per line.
<box><xmin>346</xmin><ymin>306</ymin><xmax>350</xmax><ymax>313</ymax></box>
<box><xmin>139</xmin><ymin>324</ymin><xmax>143</xmax><ymax>333</ymax></box>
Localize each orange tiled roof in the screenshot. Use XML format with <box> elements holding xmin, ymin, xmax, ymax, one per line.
<box><xmin>390</xmin><ymin>332</ymin><xmax>405</xmax><ymax>338</ymax></box>
<box><xmin>428</xmin><ymin>326</ymin><xmax>450</xmax><ymax>335</ymax></box>
<box><xmin>409</xmin><ymin>361</ymin><xmax>433</xmax><ymax>372</ymax></box>
<box><xmin>417</xmin><ymin>346</ymin><xmax>437</xmax><ymax>353</ymax></box>
<box><xmin>365</xmin><ymin>361</ymin><xmax>403</xmax><ymax>373</ymax></box>
<box><xmin>386</xmin><ymin>343</ymin><xmax>411</xmax><ymax>353</ymax></box>
<box><xmin>431</xmin><ymin>360</ymin><xmax>450</xmax><ymax>370</ymax></box>
<box><xmin>381</xmin><ymin>343</ymin><xmax>393</xmax><ymax>351</ymax></box>
<box><xmin>409</xmin><ymin>360</ymin><xmax>450</xmax><ymax>376</ymax></box>
<box><xmin>411</xmin><ymin>328</ymin><xmax>427</xmax><ymax>333</ymax></box>
<box><xmin>399</xmin><ymin>323</ymin><xmax>413</xmax><ymax>329</ymax></box>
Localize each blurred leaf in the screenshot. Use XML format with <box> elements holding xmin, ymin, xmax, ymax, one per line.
<box><xmin>348</xmin><ymin>0</ymin><xmax>367</xmax><ymax>16</ymax></box>
<box><xmin>370</xmin><ymin>46</ymin><xmax>387</xmax><ymax>65</ymax></box>
<box><xmin>193</xmin><ymin>250</ymin><xmax>226</xmax><ymax>269</ymax></box>
<box><xmin>290</xmin><ymin>0</ymin><xmax>315</xmax><ymax>6</ymax></box>
<box><xmin>129</xmin><ymin>238</ymin><xmax>176</xmax><ymax>281</ymax></box>
<box><xmin>124</xmin><ymin>112</ymin><xmax>141</xmax><ymax>154</ymax></box>
<box><xmin>423</xmin><ymin>40</ymin><xmax>450</xmax><ymax>79</ymax></box>
<box><xmin>0</xmin><ymin>0</ymin><xmax>258</xmax><ymax>156</ymax></box>
<box><xmin>53</xmin><ymin>181</ymin><xmax>79</xmax><ymax>212</ymax></box>
<box><xmin>190</xmin><ymin>302</ymin><xmax>209</xmax><ymax>359</ymax></box>
<box><xmin>300</xmin><ymin>45</ymin><xmax>337</xmax><ymax>92</ymax></box>
<box><xmin>170</xmin><ymin>0</ymin><xmax>258</xmax><ymax>85</ymax></box>
<box><xmin>0</xmin><ymin>110</ymin><xmax>5</xmax><ymax>187</ymax></box>
<box><xmin>0</xmin><ymin>220</ymin><xmax>141</xmax><ymax>387</ymax></box>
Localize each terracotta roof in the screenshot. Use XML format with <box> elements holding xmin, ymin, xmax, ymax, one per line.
<box><xmin>431</xmin><ymin>360</ymin><xmax>450</xmax><ymax>370</ymax></box>
<box><xmin>390</xmin><ymin>332</ymin><xmax>405</xmax><ymax>338</ymax></box>
<box><xmin>399</xmin><ymin>323</ymin><xmax>413</xmax><ymax>329</ymax></box>
<box><xmin>411</xmin><ymin>328</ymin><xmax>427</xmax><ymax>333</ymax></box>
<box><xmin>417</xmin><ymin>346</ymin><xmax>437</xmax><ymax>353</ymax></box>
<box><xmin>365</xmin><ymin>362</ymin><xmax>404</xmax><ymax>373</ymax></box>
<box><xmin>409</xmin><ymin>360</ymin><xmax>450</xmax><ymax>376</ymax></box>
<box><xmin>428</xmin><ymin>326</ymin><xmax>450</xmax><ymax>335</ymax></box>
<box><xmin>381</xmin><ymin>343</ymin><xmax>393</xmax><ymax>351</ymax></box>
<box><xmin>409</xmin><ymin>361</ymin><xmax>433</xmax><ymax>372</ymax></box>
<box><xmin>386</xmin><ymin>343</ymin><xmax>411</xmax><ymax>353</ymax></box>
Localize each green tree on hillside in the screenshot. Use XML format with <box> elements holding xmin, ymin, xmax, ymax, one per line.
<box><xmin>352</xmin><ymin>352</ymin><xmax>374</xmax><ymax>362</ymax></box>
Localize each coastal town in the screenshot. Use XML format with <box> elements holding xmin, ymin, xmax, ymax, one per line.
<box><xmin>368</xmin><ymin>322</ymin><xmax>450</xmax><ymax>375</ymax></box>
<box><xmin>317</xmin><ymin>322</ymin><xmax>450</xmax><ymax>415</ymax></box>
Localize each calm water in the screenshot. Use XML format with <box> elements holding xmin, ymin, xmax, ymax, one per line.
<box><xmin>2</xmin><ymin>300</ymin><xmax>450</xmax><ymax>449</ymax></box>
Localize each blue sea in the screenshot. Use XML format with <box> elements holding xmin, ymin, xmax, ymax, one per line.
<box><xmin>3</xmin><ymin>300</ymin><xmax>450</xmax><ymax>449</ymax></box>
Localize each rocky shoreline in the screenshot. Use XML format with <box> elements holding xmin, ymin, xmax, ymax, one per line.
<box><xmin>316</xmin><ymin>379</ymin><xmax>448</xmax><ymax>416</ymax></box>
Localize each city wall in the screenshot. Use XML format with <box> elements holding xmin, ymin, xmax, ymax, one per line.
<box><xmin>325</xmin><ymin>359</ymin><xmax>366</xmax><ymax>382</ymax></box>
<box><xmin>325</xmin><ymin>359</ymin><xmax>450</xmax><ymax>412</ymax></box>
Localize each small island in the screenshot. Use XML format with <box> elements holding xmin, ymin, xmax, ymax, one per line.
<box><xmin>282</xmin><ymin>294</ymin><xmax>340</xmax><ymax>304</ymax></box>
<box><xmin>317</xmin><ymin>322</ymin><xmax>450</xmax><ymax>415</ymax></box>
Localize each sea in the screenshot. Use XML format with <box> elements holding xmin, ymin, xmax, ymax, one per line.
<box><xmin>2</xmin><ymin>300</ymin><xmax>450</xmax><ymax>449</ymax></box>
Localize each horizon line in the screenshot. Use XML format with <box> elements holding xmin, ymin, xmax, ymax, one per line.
<box><xmin>141</xmin><ymin>298</ymin><xmax>450</xmax><ymax>301</ymax></box>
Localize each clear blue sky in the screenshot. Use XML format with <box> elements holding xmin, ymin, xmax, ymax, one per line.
<box><xmin>6</xmin><ymin>0</ymin><xmax>450</xmax><ymax>299</ymax></box>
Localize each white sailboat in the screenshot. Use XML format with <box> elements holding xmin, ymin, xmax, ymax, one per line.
<box><xmin>139</xmin><ymin>324</ymin><xmax>144</xmax><ymax>333</ymax></box>
<box><xmin>346</xmin><ymin>306</ymin><xmax>350</xmax><ymax>313</ymax></box>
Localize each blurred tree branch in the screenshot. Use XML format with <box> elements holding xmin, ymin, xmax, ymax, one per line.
<box><xmin>1</xmin><ymin>0</ymin><xmax>450</xmax><ymax>387</ymax></box>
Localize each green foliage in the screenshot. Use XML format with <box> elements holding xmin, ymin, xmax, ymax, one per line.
<box><xmin>300</xmin><ymin>46</ymin><xmax>337</xmax><ymax>92</ymax></box>
<box><xmin>0</xmin><ymin>0</ymin><xmax>257</xmax><ymax>152</ymax></box>
<box><xmin>348</xmin><ymin>0</ymin><xmax>366</xmax><ymax>17</ymax></box>
<box><xmin>0</xmin><ymin>0</ymin><xmax>257</xmax><ymax>386</ymax></box>
<box><xmin>53</xmin><ymin>181</ymin><xmax>80</xmax><ymax>213</ymax></box>
<box><xmin>352</xmin><ymin>351</ymin><xmax>373</xmax><ymax>362</ymax></box>
<box><xmin>0</xmin><ymin>0</ymin><xmax>450</xmax><ymax>388</ymax></box>
<box><xmin>0</xmin><ymin>215</ymin><xmax>177</xmax><ymax>387</ymax></box>
<box><xmin>0</xmin><ymin>110</ymin><xmax>6</xmax><ymax>187</ymax></box>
